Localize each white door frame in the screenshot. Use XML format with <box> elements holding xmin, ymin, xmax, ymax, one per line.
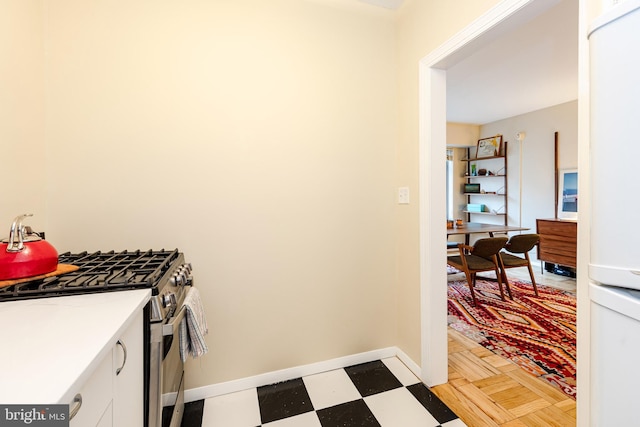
<box><xmin>417</xmin><ymin>0</ymin><xmax>568</xmax><ymax>383</ymax></box>
<box><xmin>418</xmin><ymin>1</ymin><xmax>589</xmax><ymax>423</ymax></box>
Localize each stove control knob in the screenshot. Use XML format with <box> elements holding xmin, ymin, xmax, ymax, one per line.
<box><xmin>170</xmin><ymin>273</ymin><xmax>183</xmax><ymax>286</ymax></box>
<box><xmin>180</xmin><ymin>264</ymin><xmax>193</xmax><ymax>285</ymax></box>
<box><xmin>179</xmin><ymin>269</ymin><xmax>191</xmax><ymax>286</ymax></box>
<box><xmin>162</xmin><ymin>293</ymin><xmax>174</xmax><ymax>309</ymax></box>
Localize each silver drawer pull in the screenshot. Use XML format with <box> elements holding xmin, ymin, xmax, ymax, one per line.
<box><xmin>69</xmin><ymin>393</ymin><xmax>82</xmax><ymax>420</ymax></box>
<box><xmin>116</xmin><ymin>339</ymin><xmax>127</xmax><ymax>375</ymax></box>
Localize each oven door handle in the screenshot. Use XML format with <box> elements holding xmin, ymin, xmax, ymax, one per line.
<box><xmin>163</xmin><ymin>305</ymin><xmax>187</xmax><ymax>337</ymax></box>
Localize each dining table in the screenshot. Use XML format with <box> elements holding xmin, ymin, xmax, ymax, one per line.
<box><xmin>447</xmin><ymin>222</ymin><xmax>530</xmax><ymax>245</ymax></box>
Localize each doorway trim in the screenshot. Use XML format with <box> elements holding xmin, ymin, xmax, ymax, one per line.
<box><xmin>417</xmin><ymin>0</ymin><xmax>555</xmax><ymax>385</ymax></box>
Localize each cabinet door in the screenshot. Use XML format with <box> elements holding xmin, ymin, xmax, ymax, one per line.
<box><xmin>69</xmin><ymin>352</ymin><xmax>113</xmax><ymax>427</ymax></box>
<box><xmin>96</xmin><ymin>402</ymin><xmax>113</xmax><ymax>427</ymax></box>
<box><xmin>113</xmin><ymin>310</ymin><xmax>144</xmax><ymax>427</ymax></box>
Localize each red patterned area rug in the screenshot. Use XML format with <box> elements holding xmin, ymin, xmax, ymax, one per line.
<box><xmin>447</xmin><ymin>279</ymin><xmax>577</xmax><ymax>399</ymax></box>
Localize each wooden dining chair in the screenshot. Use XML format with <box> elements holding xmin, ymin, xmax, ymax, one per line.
<box><xmin>498</xmin><ymin>233</ymin><xmax>540</xmax><ymax>296</ymax></box>
<box><xmin>447</xmin><ymin>240</ymin><xmax>459</xmax><ymax>253</ymax></box>
<box><xmin>447</xmin><ymin>236</ymin><xmax>509</xmax><ymax>306</ymax></box>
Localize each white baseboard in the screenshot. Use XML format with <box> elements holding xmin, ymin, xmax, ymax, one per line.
<box><xmin>183</xmin><ymin>346</ymin><xmax>421</xmax><ymax>403</ymax></box>
<box><xmin>395</xmin><ymin>347</ymin><xmax>422</xmax><ymax>379</ymax></box>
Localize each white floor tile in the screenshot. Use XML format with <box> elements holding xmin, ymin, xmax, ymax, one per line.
<box><xmin>263</xmin><ymin>411</ymin><xmax>322</xmax><ymax>427</ymax></box>
<box><xmin>200</xmin><ymin>388</ymin><xmax>261</xmax><ymax>427</ymax></box>
<box><xmin>381</xmin><ymin>357</ymin><xmax>420</xmax><ymax>386</ymax></box>
<box><xmin>442</xmin><ymin>418</ymin><xmax>468</xmax><ymax>427</ymax></box>
<box><xmin>364</xmin><ymin>387</ymin><xmax>440</xmax><ymax>427</ymax></box>
<box><xmin>302</xmin><ymin>368</ymin><xmax>361</xmax><ymax>410</ymax></box>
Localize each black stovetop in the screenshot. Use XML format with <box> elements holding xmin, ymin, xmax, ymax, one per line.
<box><xmin>0</xmin><ymin>249</ymin><xmax>181</xmax><ymax>302</ymax></box>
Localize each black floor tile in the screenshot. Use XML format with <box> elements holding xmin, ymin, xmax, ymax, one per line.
<box><xmin>257</xmin><ymin>377</ymin><xmax>314</xmax><ymax>424</ymax></box>
<box><xmin>179</xmin><ymin>399</ymin><xmax>205</xmax><ymax>427</ymax></box>
<box><xmin>316</xmin><ymin>399</ymin><xmax>381</xmax><ymax>427</ymax></box>
<box><xmin>344</xmin><ymin>360</ymin><xmax>402</xmax><ymax>397</ymax></box>
<box><xmin>179</xmin><ymin>360</ymin><xmax>463</xmax><ymax>427</ymax></box>
<box><xmin>407</xmin><ymin>383</ymin><xmax>458</xmax><ymax>424</ymax></box>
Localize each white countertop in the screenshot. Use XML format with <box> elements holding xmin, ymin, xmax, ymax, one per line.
<box><xmin>0</xmin><ymin>289</ymin><xmax>150</xmax><ymax>405</ymax></box>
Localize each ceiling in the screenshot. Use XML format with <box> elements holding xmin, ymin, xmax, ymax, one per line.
<box><xmin>357</xmin><ymin>0</ymin><xmax>578</xmax><ymax>125</ymax></box>
<box><xmin>444</xmin><ymin>0</ymin><xmax>579</xmax><ymax>125</ymax></box>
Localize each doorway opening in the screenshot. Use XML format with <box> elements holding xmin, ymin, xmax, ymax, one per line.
<box><xmin>417</xmin><ymin>0</ymin><xmax>575</xmax><ymax>385</ymax></box>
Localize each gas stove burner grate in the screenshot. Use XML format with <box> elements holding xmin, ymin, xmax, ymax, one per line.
<box><xmin>0</xmin><ymin>249</ymin><xmax>182</xmax><ymax>301</ymax></box>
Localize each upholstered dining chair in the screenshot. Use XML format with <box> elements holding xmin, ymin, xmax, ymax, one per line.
<box><xmin>447</xmin><ymin>236</ymin><xmax>509</xmax><ymax>306</ymax></box>
<box><xmin>498</xmin><ymin>233</ymin><xmax>540</xmax><ymax>296</ymax></box>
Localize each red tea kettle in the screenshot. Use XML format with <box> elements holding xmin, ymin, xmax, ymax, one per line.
<box><xmin>0</xmin><ymin>214</ymin><xmax>58</xmax><ymax>280</ymax></box>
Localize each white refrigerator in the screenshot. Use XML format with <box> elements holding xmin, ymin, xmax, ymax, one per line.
<box><xmin>589</xmin><ymin>1</ymin><xmax>640</xmax><ymax>425</ymax></box>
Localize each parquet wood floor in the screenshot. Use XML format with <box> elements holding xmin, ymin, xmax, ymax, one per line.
<box><xmin>436</xmin><ymin>267</ymin><xmax>577</xmax><ymax>426</ymax></box>
<box><xmin>432</xmin><ymin>328</ymin><xmax>576</xmax><ymax>426</ymax></box>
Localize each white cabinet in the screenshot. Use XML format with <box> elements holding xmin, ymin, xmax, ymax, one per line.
<box><xmin>69</xmin><ymin>311</ymin><xmax>144</xmax><ymax>427</ymax></box>
<box><xmin>590</xmin><ymin>283</ymin><xmax>640</xmax><ymax>425</ymax></box>
<box><xmin>96</xmin><ymin>402</ymin><xmax>113</xmax><ymax>427</ymax></box>
<box><xmin>68</xmin><ymin>349</ymin><xmax>113</xmax><ymax>427</ymax></box>
<box><xmin>113</xmin><ymin>310</ymin><xmax>144</xmax><ymax>427</ymax></box>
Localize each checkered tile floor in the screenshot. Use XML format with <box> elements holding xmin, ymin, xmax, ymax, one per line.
<box><xmin>180</xmin><ymin>357</ymin><xmax>467</xmax><ymax>427</ymax></box>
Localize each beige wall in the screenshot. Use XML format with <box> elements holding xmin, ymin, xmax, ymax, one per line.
<box><xmin>445</xmin><ymin>101</ymin><xmax>578</xmax><ymax>247</ymax></box>
<box><xmin>481</xmin><ymin>100</ymin><xmax>578</xmax><ymax>232</ymax></box>
<box><xmin>0</xmin><ymin>1</ymin><xmax>46</xmax><ymax>228</ymax></box>
<box><xmin>41</xmin><ymin>0</ymin><xmax>398</xmax><ymax>387</ymax></box>
<box><xmin>446</xmin><ymin>102</ymin><xmax>578</xmax><ymax>249</ymax></box>
<box><xmin>447</xmin><ymin>123</ymin><xmax>480</xmax><ymax>246</ymax></box>
<box><xmin>3</xmin><ymin>0</ymin><xmax>575</xmax><ymax>395</ymax></box>
<box><xmin>447</xmin><ymin>123</ymin><xmax>480</xmax><ymax>148</ymax></box>
<box><xmin>394</xmin><ymin>0</ymin><xmax>501</xmax><ymax>368</ymax></box>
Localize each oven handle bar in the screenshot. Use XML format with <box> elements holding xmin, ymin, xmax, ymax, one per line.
<box><xmin>163</xmin><ymin>306</ymin><xmax>186</xmax><ymax>337</ymax></box>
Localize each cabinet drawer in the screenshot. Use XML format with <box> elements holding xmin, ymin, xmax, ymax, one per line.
<box><xmin>536</xmin><ymin>218</ymin><xmax>578</xmax><ymax>268</ymax></box>
<box><xmin>536</xmin><ymin>220</ymin><xmax>577</xmax><ymax>238</ymax></box>
<box><xmin>538</xmin><ymin>251</ymin><xmax>577</xmax><ymax>268</ymax></box>
<box><xmin>69</xmin><ymin>352</ymin><xmax>113</xmax><ymax>427</ymax></box>
<box><xmin>539</xmin><ymin>242</ymin><xmax>577</xmax><ymax>259</ymax></box>
<box><xmin>539</xmin><ymin>235</ymin><xmax>577</xmax><ymax>250</ymax></box>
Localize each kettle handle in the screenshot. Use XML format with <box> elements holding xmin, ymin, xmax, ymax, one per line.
<box><xmin>6</xmin><ymin>213</ymin><xmax>33</xmax><ymax>253</ymax></box>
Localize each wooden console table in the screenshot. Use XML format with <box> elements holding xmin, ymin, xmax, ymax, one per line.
<box><xmin>536</xmin><ymin>218</ymin><xmax>577</xmax><ymax>268</ymax></box>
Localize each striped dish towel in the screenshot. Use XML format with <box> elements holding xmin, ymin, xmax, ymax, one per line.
<box><xmin>179</xmin><ymin>287</ymin><xmax>209</xmax><ymax>362</ymax></box>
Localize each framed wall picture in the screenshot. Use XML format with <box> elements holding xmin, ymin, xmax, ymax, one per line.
<box><xmin>557</xmin><ymin>168</ymin><xmax>578</xmax><ymax>220</ymax></box>
<box><xmin>475</xmin><ymin>135</ymin><xmax>502</xmax><ymax>158</ymax></box>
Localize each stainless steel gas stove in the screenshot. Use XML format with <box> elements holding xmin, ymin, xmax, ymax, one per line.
<box><xmin>0</xmin><ymin>249</ymin><xmax>193</xmax><ymax>427</ymax></box>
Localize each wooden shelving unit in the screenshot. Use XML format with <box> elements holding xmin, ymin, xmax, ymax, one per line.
<box><xmin>461</xmin><ymin>141</ymin><xmax>508</xmax><ymax>225</ymax></box>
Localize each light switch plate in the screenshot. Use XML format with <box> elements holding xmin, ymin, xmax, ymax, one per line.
<box><xmin>398</xmin><ymin>187</ymin><xmax>410</xmax><ymax>204</ymax></box>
